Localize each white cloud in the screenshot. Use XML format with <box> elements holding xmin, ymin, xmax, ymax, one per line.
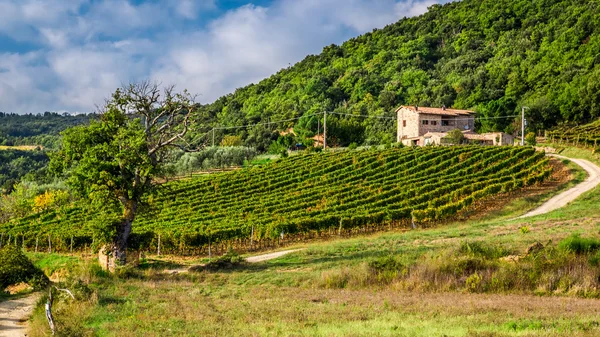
<box><xmin>0</xmin><ymin>0</ymin><xmax>447</xmax><ymax>113</ymax></box>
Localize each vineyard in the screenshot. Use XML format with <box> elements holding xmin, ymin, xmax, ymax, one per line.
<box><xmin>0</xmin><ymin>146</ymin><xmax>550</xmax><ymax>255</ymax></box>
<box><xmin>547</xmin><ymin>119</ymin><xmax>600</xmax><ymax>148</ymax></box>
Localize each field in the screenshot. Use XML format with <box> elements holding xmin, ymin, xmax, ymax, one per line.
<box><xmin>547</xmin><ymin>119</ymin><xmax>600</xmax><ymax>148</ymax></box>
<box><xmin>1</xmin><ymin>146</ymin><xmax>551</xmax><ymax>255</ymax></box>
<box><xmin>17</xmin><ymin>146</ymin><xmax>600</xmax><ymax>337</ymax></box>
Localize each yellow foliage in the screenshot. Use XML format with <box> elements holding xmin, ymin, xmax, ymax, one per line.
<box><xmin>33</xmin><ymin>190</ymin><xmax>69</xmax><ymax>213</ymax></box>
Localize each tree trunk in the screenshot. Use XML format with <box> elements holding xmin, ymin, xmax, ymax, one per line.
<box><xmin>107</xmin><ymin>200</ymin><xmax>137</xmax><ymax>270</ymax></box>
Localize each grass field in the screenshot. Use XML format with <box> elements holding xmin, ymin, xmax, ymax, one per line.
<box><xmin>18</xmin><ymin>145</ymin><xmax>600</xmax><ymax>337</ymax></box>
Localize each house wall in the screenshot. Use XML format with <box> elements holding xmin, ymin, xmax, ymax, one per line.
<box><xmin>397</xmin><ymin>108</ymin><xmax>420</xmax><ymax>141</ymax></box>
<box><xmin>396</xmin><ymin>107</ymin><xmax>474</xmax><ymax>142</ymax></box>
<box><xmin>419</xmin><ymin>114</ymin><xmax>473</xmax><ymax>134</ymax></box>
<box><xmin>480</xmin><ymin>132</ymin><xmax>515</xmax><ymax>145</ymax></box>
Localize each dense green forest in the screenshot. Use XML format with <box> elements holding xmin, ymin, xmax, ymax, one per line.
<box><xmin>0</xmin><ymin>112</ymin><xmax>95</xmax><ymax>149</ymax></box>
<box><xmin>196</xmin><ymin>0</ymin><xmax>600</xmax><ymax>148</ymax></box>
<box><xmin>0</xmin><ymin>150</ymin><xmax>49</xmax><ymax>193</ymax></box>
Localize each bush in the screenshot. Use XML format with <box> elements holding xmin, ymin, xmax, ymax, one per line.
<box><xmin>0</xmin><ymin>246</ymin><xmax>48</xmax><ymax>290</ymax></box>
<box><xmin>444</xmin><ymin>129</ymin><xmax>466</xmax><ymax>145</ymax></box>
<box><xmin>368</xmin><ymin>256</ymin><xmax>404</xmax><ymax>284</ymax></box>
<box><xmin>457</xmin><ymin>241</ymin><xmax>508</xmax><ymax>259</ymax></box>
<box><xmin>525</xmin><ymin>132</ymin><xmax>537</xmax><ymax>146</ymax></box>
<box><xmin>558</xmin><ymin>234</ymin><xmax>600</xmax><ymax>254</ymax></box>
<box><xmin>204</xmin><ymin>249</ymin><xmax>244</xmax><ymax>271</ymax></box>
<box><xmin>347</xmin><ymin>142</ymin><xmax>358</xmax><ymax>150</ymax></box>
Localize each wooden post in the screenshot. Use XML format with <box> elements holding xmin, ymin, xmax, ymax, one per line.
<box><xmin>46</xmin><ymin>288</ymin><xmax>56</xmax><ymax>335</ymax></box>
<box><xmin>70</xmin><ymin>235</ymin><xmax>73</xmax><ymax>253</ymax></box>
<box><xmin>157</xmin><ymin>234</ymin><xmax>161</xmax><ymax>256</ymax></box>
<box><xmin>48</xmin><ymin>235</ymin><xmax>52</xmax><ymax>254</ymax></box>
<box><xmin>35</xmin><ymin>237</ymin><xmax>39</xmax><ymax>253</ymax></box>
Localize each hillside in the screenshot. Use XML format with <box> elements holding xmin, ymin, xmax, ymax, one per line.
<box><xmin>198</xmin><ymin>0</ymin><xmax>600</xmax><ymax>148</ymax></box>
<box><xmin>0</xmin><ymin>112</ymin><xmax>95</xmax><ymax>149</ymax></box>
<box><xmin>1</xmin><ymin>146</ymin><xmax>550</xmax><ymax>253</ymax></box>
<box><xmin>18</xmin><ymin>146</ymin><xmax>600</xmax><ymax>337</ymax></box>
<box><xmin>548</xmin><ymin>119</ymin><xmax>600</xmax><ymax>147</ymax></box>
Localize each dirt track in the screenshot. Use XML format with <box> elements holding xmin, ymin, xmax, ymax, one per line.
<box><xmin>0</xmin><ymin>293</ymin><xmax>40</xmax><ymax>337</ymax></box>
<box><xmin>246</xmin><ymin>249</ymin><xmax>305</xmax><ymax>263</ymax></box>
<box><xmin>519</xmin><ymin>155</ymin><xmax>600</xmax><ymax>218</ymax></box>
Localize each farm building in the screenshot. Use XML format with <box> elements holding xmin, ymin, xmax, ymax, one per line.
<box><xmin>396</xmin><ymin>105</ymin><xmax>514</xmax><ymax>146</ymax></box>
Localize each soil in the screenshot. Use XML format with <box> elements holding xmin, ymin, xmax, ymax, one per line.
<box><xmin>0</xmin><ymin>293</ymin><xmax>40</xmax><ymax>337</ymax></box>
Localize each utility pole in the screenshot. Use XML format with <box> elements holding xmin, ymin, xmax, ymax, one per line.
<box><xmin>212</xmin><ymin>128</ymin><xmax>215</xmax><ymax>147</ymax></box>
<box><xmin>521</xmin><ymin>106</ymin><xmax>528</xmax><ymax>146</ymax></box>
<box><xmin>323</xmin><ymin>111</ymin><xmax>327</xmax><ymax>149</ymax></box>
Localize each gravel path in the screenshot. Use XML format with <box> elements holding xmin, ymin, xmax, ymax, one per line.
<box><xmin>0</xmin><ymin>293</ymin><xmax>40</xmax><ymax>337</ymax></box>
<box><xmin>246</xmin><ymin>249</ymin><xmax>305</xmax><ymax>263</ymax></box>
<box><xmin>519</xmin><ymin>155</ymin><xmax>600</xmax><ymax>218</ymax></box>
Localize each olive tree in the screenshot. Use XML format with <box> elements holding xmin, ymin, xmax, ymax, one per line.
<box><xmin>50</xmin><ymin>82</ymin><xmax>198</xmax><ymax>269</ymax></box>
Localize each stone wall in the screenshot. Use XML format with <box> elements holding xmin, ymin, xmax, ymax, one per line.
<box><xmin>397</xmin><ymin>108</ymin><xmax>420</xmax><ymax>141</ymax></box>
<box><xmin>397</xmin><ymin>107</ymin><xmax>474</xmax><ymax>142</ymax></box>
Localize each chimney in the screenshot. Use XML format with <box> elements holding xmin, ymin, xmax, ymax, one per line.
<box><xmin>414</xmin><ymin>105</ymin><xmax>419</xmax><ymax>111</ymax></box>
<box><xmin>442</xmin><ymin>105</ymin><xmax>446</xmax><ymax>111</ymax></box>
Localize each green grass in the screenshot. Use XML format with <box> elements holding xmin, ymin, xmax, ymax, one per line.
<box><xmin>24</xmin><ymin>145</ymin><xmax>600</xmax><ymax>337</ymax></box>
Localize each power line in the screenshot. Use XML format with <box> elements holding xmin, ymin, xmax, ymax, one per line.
<box><xmin>213</xmin><ymin>113</ymin><xmax>320</xmax><ymax>130</ymax></box>
<box><xmin>327</xmin><ymin>112</ymin><xmax>396</xmax><ymax>120</ymax></box>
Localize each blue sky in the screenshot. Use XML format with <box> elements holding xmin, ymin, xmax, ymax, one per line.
<box><xmin>0</xmin><ymin>0</ymin><xmax>448</xmax><ymax>113</ymax></box>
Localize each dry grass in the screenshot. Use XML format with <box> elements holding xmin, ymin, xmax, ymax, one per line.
<box><xmin>0</xmin><ymin>145</ymin><xmax>42</xmax><ymax>151</ymax></box>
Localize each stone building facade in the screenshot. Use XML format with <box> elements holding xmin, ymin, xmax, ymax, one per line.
<box><xmin>396</xmin><ymin>105</ymin><xmax>475</xmax><ymax>145</ymax></box>
<box><xmin>395</xmin><ymin>105</ymin><xmax>514</xmax><ymax>146</ymax></box>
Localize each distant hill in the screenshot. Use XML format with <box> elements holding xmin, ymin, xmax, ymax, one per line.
<box><xmin>197</xmin><ymin>0</ymin><xmax>600</xmax><ymax>148</ymax></box>
<box><xmin>0</xmin><ymin>112</ymin><xmax>95</xmax><ymax>149</ymax></box>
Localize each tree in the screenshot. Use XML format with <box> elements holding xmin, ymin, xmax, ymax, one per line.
<box><xmin>445</xmin><ymin>129</ymin><xmax>466</xmax><ymax>145</ymax></box>
<box><xmin>50</xmin><ymin>82</ymin><xmax>198</xmax><ymax>269</ymax></box>
<box><xmin>220</xmin><ymin>135</ymin><xmax>243</xmax><ymax>147</ymax></box>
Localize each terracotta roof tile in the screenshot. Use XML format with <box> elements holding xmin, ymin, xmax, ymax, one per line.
<box><xmin>396</xmin><ymin>105</ymin><xmax>474</xmax><ymax>116</ymax></box>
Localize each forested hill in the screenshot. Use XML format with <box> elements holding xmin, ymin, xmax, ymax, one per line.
<box><xmin>198</xmin><ymin>0</ymin><xmax>600</xmax><ymax>148</ymax></box>
<box><xmin>0</xmin><ymin>112</ymin><xmax>95</xmax><ymax>149</ymax></box>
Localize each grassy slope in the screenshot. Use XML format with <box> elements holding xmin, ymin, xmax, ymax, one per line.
<box><xmin>26</xmin><ymin>147</ymin><xmax>600</xmax><ymax>337</ymax></box>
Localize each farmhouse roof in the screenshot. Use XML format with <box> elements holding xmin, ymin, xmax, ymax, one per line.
<box><xmin>396</xmin><ymin>105</ymin><xmax>475</xmax><ymax>116</ymax></box>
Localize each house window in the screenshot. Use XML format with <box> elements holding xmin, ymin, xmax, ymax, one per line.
<box><xmin>403</xmin><ymin>120</ymin><xmax>406</xmax><ymax>127</ymax></box>
<box><xmin>422</xmin><ymin>120</ymin><xmax>429</xmax><ymax>125</ymax></box>
<box><xmin>441</xmin><ymin>120</ymin><xmax>449</xmax><ymax>126</ymax></box>
<box><xmin>431</xmin><ymin>121</ymin><xmax>438</xmax><ymax>126</ymax></box>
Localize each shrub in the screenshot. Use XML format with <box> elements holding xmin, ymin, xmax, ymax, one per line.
<box><xmin>368</xmin><ymin>256</ymin><xmax>404</xmax><ymax>284</ymax></box>
<box><xmin>347</xmin><ymin>142</ymin><xmax>358</xmax><ymax>150</ymax></box>
<box><xmin>444</xmin><ymin>129</ymin><xmax>465</xmax><ymax>145</ymax></box>
<box><xmin>465</xmin><ymin>272</ymin><xmax>483</xmax><ymax>293</ymax></box>
<box><xmin>220</xmin><ymin>135</ymin><xmax>243</xmax><ymax>147</ymax></box>
<box><xmin>0</xmin><ymin>246</ymin><xmax>48</xmax><ymax>290</ymax></box>
<box><xmin>457</xmin><ymin>241</ymin><xmax>508</xmax><ymax>259</ymax></box>
<box><xmin>204</xmin><ymin>249</ymin><xmax>244</xmax><ymax>271</ymax></box>
<box><xmin>558</xmin><ymin>234</ymin><xmax>600</xmax><ymax>254</ymax></box>
<box><xmin>525</xmin><ymin>132</ymin><xmax>537</xmax><ymax>146</ymax></box>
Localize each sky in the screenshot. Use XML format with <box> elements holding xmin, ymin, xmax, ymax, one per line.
<box><xmin>0</xmin><ymin>0</ymin><xmax>449</xmax><ymax>114</ymax></box>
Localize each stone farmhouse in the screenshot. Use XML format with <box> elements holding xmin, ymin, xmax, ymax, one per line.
<box><xmin>396</xmin><ymin>105</ymin><xmax>514</xmax><ymax>146</ymax></box>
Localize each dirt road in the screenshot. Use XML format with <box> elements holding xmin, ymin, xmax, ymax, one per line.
<box><xmin>0</xmin><ymin>293</ymin><xmax>40</xmax><ymax>337</ymax></box>
<box><xmin>519</xmin><ymin>155</ymin><xmax>600</xmax><ymax>218</ymax></box>
<box><xmin>246</xmin><ymin>249</ymin><xmax>305</xmax><ymax>263</ymax></box>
